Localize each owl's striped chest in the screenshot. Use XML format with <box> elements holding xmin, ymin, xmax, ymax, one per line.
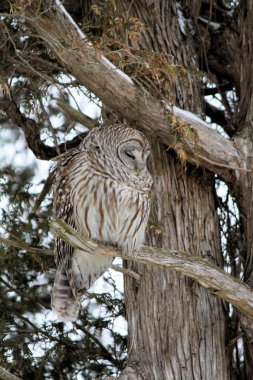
<box><xmin>71</xmin><ymin>168</ymin><xmax>150</xmax><ymax>253</ymax></box>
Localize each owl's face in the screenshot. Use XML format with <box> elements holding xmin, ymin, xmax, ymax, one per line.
<box><xmin>81</xmin><ymin>124</ymin><xmax>152</xmax><ymax>183</ymax></box>
<box><xmin>117</xmin><ymin>139</ymin><xmax>150</xmax><ymax>177</ymax></box>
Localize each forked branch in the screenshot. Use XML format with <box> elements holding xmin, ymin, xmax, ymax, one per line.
<box><xmin>51</xmin><ymin>219</ymin><xmax>253</xmax><ymax>319</ymax></box>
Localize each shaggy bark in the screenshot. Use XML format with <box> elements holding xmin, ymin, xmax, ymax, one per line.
<box><xmin>122</xmin><ymin>146</ymin><xmax>229</xmax><ymax>379</ymax></box>
<box><xmin>226</xmin><ymin>3</ymin><xmax>253</xmax><ymax>375</ymax></box>
<box><xmin>115</xmin><ymin>2</ymin><xmax>229</xmax><ymax>378</ymax></box>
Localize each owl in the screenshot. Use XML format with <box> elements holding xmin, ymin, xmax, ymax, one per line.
<box><xmin>51</xmin><ymin>124</ymin><xmax>153</xmax><ymax>321</ymax></box>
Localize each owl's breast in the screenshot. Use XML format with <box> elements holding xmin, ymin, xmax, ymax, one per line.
<box><xmin>71</xmin><ymin>171</ymin><xmax>150</xmax><ymax>254</ymax></box>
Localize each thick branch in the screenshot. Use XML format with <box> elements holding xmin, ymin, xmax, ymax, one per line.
<box><xmin>51</xmin><ymin>219</ymin><xmax>253</xmax><ymax>319</ymax></box>
<box><xmin>12</xmin><ymin>0</ymin><xmax>247</xmax><ymax>182</ymax></box>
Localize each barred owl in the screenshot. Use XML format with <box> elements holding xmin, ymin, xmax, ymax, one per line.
<box><xmin>51</xmin><ymin>124</ymin><xmax>152</xmax><ymax>321</ymax></box>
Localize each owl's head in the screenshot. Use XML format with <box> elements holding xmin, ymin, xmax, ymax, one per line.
<box><xmin>81</xmin><ymin>124</ymin><xmax>151</xmax><ymax>180</ymax></box>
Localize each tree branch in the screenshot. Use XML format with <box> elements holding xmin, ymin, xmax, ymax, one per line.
<box><xmin>111</xmin><ymin>264</ymin><xmax>141</xmax><ymax>282</ymax></box>
<box><xmin>74</xmin><ymin>322</ymin><xmax>122</xmax><ymax>367</ymax></box>
<box><xmin>0</xmin><ymin>84</ymin><xmax>88</xmax><ymax>159</ymax></box>
<box><xmin>55</xmin><ymin>98</ymin><xmax>99</xmax><ymax>129</ymax></box>
<box><xmin>51</xmin><ymin>219</ymin><xmax>253</xmax><ymax>320</ymax></box>
<box><xmin>0</xmin><ymin>367</ymin><xmax>22</xmax><ymax>380</ymax></box>
<box><xmin>0</xmin><ymin>236</ymin><xmax>54</xmax><ymax>255</ymax></box>
<box><xmin>12</xmin><ymin>0</ymin><xmax>248</xmax><ymax>182</ymax></box>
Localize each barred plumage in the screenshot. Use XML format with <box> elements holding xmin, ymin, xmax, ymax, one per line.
<box><xmin>51</xmin><ymin>124</ymin><xmax>153</xmax><ymax>321</ymax></box>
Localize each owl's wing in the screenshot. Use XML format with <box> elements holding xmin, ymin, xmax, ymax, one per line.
<box><xmin>51</xmin><ymin>148</ymin><xmax>113</xmax><ymax>321</ymax></box>
<box><xmin>51</xmin><ymin>149</ymin><xmax>82</xmax><ymax>321</ymax></box>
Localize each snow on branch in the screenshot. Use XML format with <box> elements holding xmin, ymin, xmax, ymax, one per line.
<box><xmin>51</xmin><ymin>219</ymin><xmax>253</xmax><ymax>319</ymax></box>
<box><xmin>55</xmin><ymin>0</ymin><xmax>133</xmax><ymax>85</ymax></box>
<box><xmin>12</xmin><ymin>0</ymin><xmax>247</xmax><ymax>182</ymax></box>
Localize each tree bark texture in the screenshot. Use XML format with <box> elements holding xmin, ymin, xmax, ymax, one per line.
<box><xmin>115</xmin><ymin>1</ymin><xmax>229</xmax><ymax>378</ymax></box>
<box><xmin>226</xmin><ymin>3</ymin><xmax>253</xmax><ymax>376</ymax></box>
<box><xmin>123</xmin><ymin>145</ymin><xmax>229</xmax><ymax>380</ymax></box>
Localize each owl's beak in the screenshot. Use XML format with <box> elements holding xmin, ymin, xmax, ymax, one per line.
<box><xmin>134</xmin><ymin>154</ymin><xmax>146</xmax><ymax>176</ymax></box>
<box><xmin>135</xmin><ymin>168</ymin><xmax>141</xmax><ymax>176</ymax></box>
<box><xmin>134</xmin><ymin>150</ymin><xmax>150</xmax><ymax>177</ymax></box>
<box><xmin>126</xmin><ymin>148</ymin><xmax>149</xmax><ymax>176</ymax></box>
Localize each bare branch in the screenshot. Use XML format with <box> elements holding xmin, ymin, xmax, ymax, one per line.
<box><xmin>32</xmin><ymin>170</ymin><xmax>56</xmax><ymax>212</ymax></box>
<box><xmin>55</xmin><ymin>98</ymin><xmax>99</xmax><ymax>129</ymax></box>
<box><xmin>0</xmin><ymin>367</ymin><xmax>22</xmax><ymax>380</ymax></box>
<box><xmin>51</xmin><ymin>219</ymin><xmax>253</xmax><ymax>319</ymax></box>
<box><xmin>12</xmin><ymin>0</ymin><xmax>247</xmax><ymax>182</ymax></box>
<box><xmin>0</xmin><ymin>236</ymin><xmax>53</xmax><ymax>255</ymax></box>
<box><xmin>74</xmin><ymin>322</ymin><xmax>122</xmax><ymax>367</ymax></box>
<box><xmin>111</xmin><ymin>264</ymin><xmax>141</xmax><ymax>282</ymax></box>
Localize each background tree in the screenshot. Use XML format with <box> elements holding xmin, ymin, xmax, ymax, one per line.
<box><xmin>0</xmin><ymin>1</ymin><xmax>253</xmax><ymax>379</ymax></box>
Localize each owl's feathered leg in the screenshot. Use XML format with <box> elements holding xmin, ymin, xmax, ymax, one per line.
<box><xmin>51</xmin><ymin>263</ymin><xmax>80</xmax><ymax>321</ymax></box>
<box><xmin>72</xmin><ymin>250</ymin><xmax>114</xmax><ymax>292</ymax></box>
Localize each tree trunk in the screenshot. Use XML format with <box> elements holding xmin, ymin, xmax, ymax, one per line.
<box><xmin>122</xmin><ymin>145</ymin><xmax>229</xmax><ymax>379</ymax></box>
<box><xmin>108</xmin><ymin>1</ymin><xmax>231</xmax><ymax>378</ymax></box>
<box><xmin>228</xmin><ymin>3</ymin><xmax>253</xmax><ymax>377</ymax></box>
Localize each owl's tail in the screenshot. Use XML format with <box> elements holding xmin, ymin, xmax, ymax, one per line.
<box><xmin>51</xmin><ymin>264</ymin><xmax>80</xmax><ymax>322</ymax></box>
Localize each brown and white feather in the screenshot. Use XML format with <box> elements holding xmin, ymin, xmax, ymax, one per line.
<box><xmin>51</xmin><ymin>124</ymin><xmax>152</xmax><ymax>321</ymax></box>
